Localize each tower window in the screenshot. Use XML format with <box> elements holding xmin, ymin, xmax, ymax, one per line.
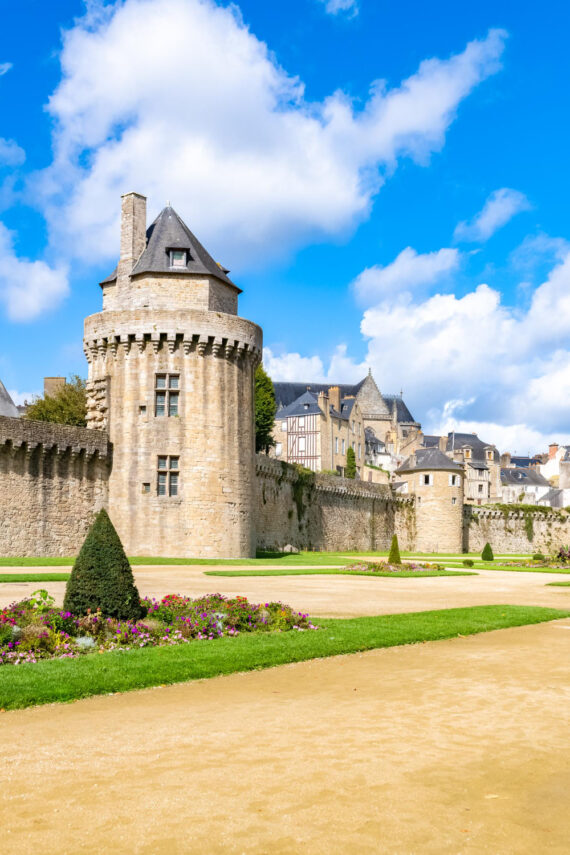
<box><xmin>155</xmin><ymin>374</ymin><xmax>180</xmax><ymax>416</ymax></box>
<box><xmin>169</xmin><ymin>250</ymin><xmax>187</xmax><ymax>269</ymax></box>
<box><xmin>157</xmin><ymin>456</ymin><xmax>180</xmax><ymax>497</ymax></box>
<box><xmin>422</xmin><ymin>474</ymin><xmax>433</xmax><ymax>486</ymax></box>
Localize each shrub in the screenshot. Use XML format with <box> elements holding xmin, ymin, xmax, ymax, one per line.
<box><xmin>388</xmin><ymin>534</ymin><xmax>402</xmax><ymax>565</ymax></box>
<box><xmin>63</xmin><ymin>509</ymin><xmax>143</xmax><ymax>619</ymax></box>
<box><xmin>345</xmin><ymin>447</ymin><xmax>356</xmax><ymax>479</ymax></box>
<box><xmin>481</xmin><ymin>542</ymin><xmax>494</xmax><ymax>561</ymax></box>
<box><xmin>462</xmin><ymin>559</ymin><xmax>474</xmax><ymax>567</ymax></box>
<box><xmin>532</xmin><ymin>553</ymin><xmax>546</xmax><ymax>562</ymax></box>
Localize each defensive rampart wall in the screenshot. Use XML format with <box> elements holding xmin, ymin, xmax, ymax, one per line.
<box><xmin>464</xmin><ymin>505</ymin><xmax>570</xmax><ymax>554</ymax></box>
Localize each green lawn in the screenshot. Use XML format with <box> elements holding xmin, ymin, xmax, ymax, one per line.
<box><xmin>450</xmin><ymin>563</ymin><xmax>570</xmax><ymax>574</ymax></box>
<box><xmin>0</xmin><ymin>573</ymin><xmax>71</xmax><ymax>583</ymax></box>
<box><xmin>546</xmin><ymin>581</ymin><xmax>570</xmax><ymax>587</ymax></box>
<box><xmin>0</xmin><ymin>605</ymin><xmax>566</xmax><ymax>711</ymax></box>
<box><xmin>205</xmin><ymin>568</ymin><xmax>475</xmax><ymax>578</ymax></box>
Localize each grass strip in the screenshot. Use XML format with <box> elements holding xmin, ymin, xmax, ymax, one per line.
<box><xmin>546</xmin><ymin>581</ymin><xmax>570</xmax><ymax>587</ymax></box>
<box><xmin>463</xmin><ymin>564</ymin><xmax>570</xmax><ymax>574</ymax></box>
<box><xmin>204</xmin><ymin>568</ymin><xmax>475</xmax><ymax>578</ymax></box>
<box><xmin>0</xmin><ymin>605</ymin><xmax>566</xmax><ymax>711</ymax></box>
<box><xmin>0</xmin><ymin>574</ymin><xmax>71</xmax><ymax>583</ymax></box>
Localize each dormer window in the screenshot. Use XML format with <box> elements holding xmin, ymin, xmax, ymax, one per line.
<box><xmin>169</xmin><ymin>250</ymin><xmax>187</xmax><ymax>269</ymax></box>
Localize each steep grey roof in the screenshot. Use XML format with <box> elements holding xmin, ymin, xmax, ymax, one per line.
<box><xmin>102</xmin><ymin>205</ymin><xmax>239</xmax><ymax>291</ymax></box>
<box><xmin>446</xmin><ymin>431</ymin><xmax>500</xmax><ymax>464</ymax></box>
<box><xmin>397</xmin><ymin>447</ymin><xmax>463</xmax><ymax>474</ymax></box>
<box><xmin>422</xmin><ymin>435</ymin><xmax>441</xmax><ymax>448</ymax></box>
<box><xmin>0</xmin><ymin>379</ymin><xmax>19</xmax><ymax>418</ymax></box>
<box><xmin>365</xmin><ymin>426</ymin><xmax>385</xmax><ymax>451</ymax></box>
<box><xmin>277</xmin><ymin>390</ymin><xmax>355</xmax><ymax>421</ymax></box>
<box><xmin>273</xmin><ymin>380</ymin><xmax>417</xmax><ymax>423</ymax></box>
<box><xmin>501</xmin><ymin>468</ymin><xmax>550</xmax><ymax>487</ymax></box>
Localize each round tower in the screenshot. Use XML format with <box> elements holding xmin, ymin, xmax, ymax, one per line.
<box><xmin>84</xmin><ymin>193</ymin><xmax>262</xmax><ymax>558</ymax></box>
<box><xmin>396</xmin><ymin>447</ymin><xmax>464</xmax><ymax>553</ymax></box>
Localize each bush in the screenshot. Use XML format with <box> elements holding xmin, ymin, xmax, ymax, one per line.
<box><xmin>345</xmin><ymin>447</ymin><xmax>356</xmax><ymax>479</ymax></box>
<box><xmin>63</xmin><ymin>509</ymin><xmax>143</xmax><ymax>619</ymax></box>
<box><xmin>532</xmin><ymin>553</ymin><xmax>545</xmax><ymax>562</ymax></box>
<box><xmin>462</xmin><ymin>559</ymin><xmax>474</xmax><ymax>567</ymax></box>
<box><xmin>481</xmin><ymin>542</ymin><xmax>494</xmax><ymax>561</ymax></box>
<box><xmin>388</xmin><ymin>534</ymin><xmax>402</xmax><ymax>565</ymax></box>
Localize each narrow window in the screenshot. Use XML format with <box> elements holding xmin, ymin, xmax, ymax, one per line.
<box><xmin>157</xmin><ymin>456</ymin><xmax>180</xmax><ymax>496</ymax></box>
<box><xmin>342</xmin><ymin>439</ymin><xmax>346</xmax><ymax>454</ymax></box>
<box><xmin>299</xmin><ymin>436</ymin><xmax>306</xmax><ymax>453</ymax></box>
<box><xmin>155</xmin><ymin>374</ymin><xmax>180</xmax><ymax>417</ymax></box>
<box><xmin>298</xmin><ymin>416</ymin><xmax>305</xmax><ymax>429</ymax></box>
<box><xmin>451</xmin><ymin>497</ymin><xmax>457</xmax><ymax>505</ymax></box>
<box><xmin>281</xmin><ymin>421</ymin><xmax>287</xmax><ymax>431</ymax></box>
<box><xmin>275</xmin><ymin>442</ymin><xmax>282</xmax><ymax>458</ymax></box>
<box><xmin>335</xmin><ymin>437</ymin><xmax>339</xmax><ymax>454</ymax></box>
<box><xmin>170</xmin><ymin>250</ymin><xmax>187</xmax><ymax>269</ymax></box>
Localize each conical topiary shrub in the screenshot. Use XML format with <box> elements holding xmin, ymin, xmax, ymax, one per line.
<box><xmin>481</xmin><ymin>542</ymin><xmax>494</xmax><ymax>562</ymax></box>
<box><xmin>64</xmin><ymin>509</ymin><xmax>142</xmax><ymax>619</ymax></box>
<box><xmin>388</xmin><ymin>534</ymin><xmax>402</xmax><ymax>565</ymax></box>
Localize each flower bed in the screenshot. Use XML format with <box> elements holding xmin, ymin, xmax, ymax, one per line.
<box><xmin>344</xmin><ymin>561</ymin><xmax>446</xmax><ymax>573</ymax></box>
<box><xmin>0</xmin><ymin>590</ymin><xmax>318</xmax><ymax>666</ymax></box>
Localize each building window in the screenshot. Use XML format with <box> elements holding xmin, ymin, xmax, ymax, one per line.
<box><xmin>464</xmin><ymin>449</ymin><xmax>472</xmax><ymax>459</ymax></box>
<box><xmin>422</xmin><ymin>474</ymin><xmax>433</xmax><ymax>486</ymax></box>
<box><xmin>335</xmin><ymin>437</ymin><xmax>339</xmax><ymax>454</ymax></box>
<box><xmin>142</xmin><ymin>483</ymin><xmax>150</xmax><ymax>494</ymax></box>
<box><xmin>281</xmin><ymin>421</ymin><xmax>287</xmax><ymax>431</ymax></box>
<box><xmin>358</xmin><ymin>443</ymin><xmax>361</xmax><ymax>459</ymax></box>
<box><xmin>157</xmin><ymin>456</ymin><xmax>180</xmax><ymax>497</ymax></box>
<box><xmin>298</xmin><ymin>436</ymin><xmax>306</xmax><ymax>453</ymax></box>
<box><xmin>169</xmin><ymin>250</ymin><xmax>187</xmax><ymax>269</ymax></box>
<box><xmin>342</xmin><ymin>439</ymin><xmax>346</xmax><ymax>455</ymax></box>
<box><xmin>449</xmin><ymin>474</ymin><xmax>460</xmax><ymax>486</ymax></box>
<box><xmin>298</xmin><ymin>416</ymin><xmax>305</xmax><ymax>430</ymax></box>
<box><xmin>275</xmin><ymin>442</ymin><xmax>282</xmax><ymax>458</ymax></box>
<box><xmin>451</xmin><ymin>497</ymin><xmax>457</xmax><ymax>505</ymax></box>
<box><xmin>155</xmin><ymin>374</ymin><xmax>180</xmax><ymax>417</ymax></box>
<box><xmin>478</xmin><ymin>483</ymin><xmax>484</xmax><ymax>494</ymax></box>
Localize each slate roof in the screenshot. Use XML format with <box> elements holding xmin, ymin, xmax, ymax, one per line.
<box><xmin>273</xmin><ymin>380</ymin><xmax>417</xmax><ymax>423</ymax></box>
<box><xmin>101</xmin><ymin>205</ymin><xmax>239</xmax><ymax>290</ymax></box>
<box><xmin>422</xmin><ymin>435</ymin><xmax>441</xmax><ymax>448</ymax></box>
<box><xmin>365</xmin><ymin>427</ymin><xmax>386</xmax><ymax>451</ymax></box>
<box><xmin>446</xmin><ymin>431</ymin><xmax>500</xmax><ymax>464</ymax></box>
<box><xmin>277</xmin><ymin>389</ymin><xmax>356</xmax><ymax>421</ymax></box>
<box><xmin>397</xmin><ymin>447</ymin><xmax>463</xmax><ymax>473</ymax></box>
<box><xmin>0</xmin><ymin>379</ymin><xmax>19</xmax><ymax>418</ymax></box>
<box><xmin>501</xmin><ymin>468</ymin><xmax>550</xmax><ymax>487</ymax></box>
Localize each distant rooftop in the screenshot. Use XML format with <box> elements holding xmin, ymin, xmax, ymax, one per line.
<box><xmin>0</xmin><ymin>379</ymin><xmax>19</xmax><ymax>418</ymax></box>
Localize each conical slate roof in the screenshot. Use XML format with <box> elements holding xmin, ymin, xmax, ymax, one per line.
<box><xmin>102</xmin><ymin>205</ymin><xmax>239</xmax><ymax>290</ymax></box>
<box><xmin>397</xmin><ymin>447</ymin><xmax>463</xmax><ymax>474</ymax></box>
<box><xmin>0</xmin><ymin>379</ymin><xmax>19</xmax><ymax>418</ymax></box>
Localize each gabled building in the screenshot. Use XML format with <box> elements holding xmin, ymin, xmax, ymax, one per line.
<box><xmin>501</xmin><ymin>467</ymin><xmax>551</xmax><ymax>505</ymax></box>
<box><xmin>445</xmin><ymin>432</ymin><xmax>501</xmax><ymax>503</ymax></box>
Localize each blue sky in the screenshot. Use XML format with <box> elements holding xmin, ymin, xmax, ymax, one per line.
<box><xmin>1</xmin><ymin>0</ymin><xmax>569</xmax><ymax>453</ymax></box>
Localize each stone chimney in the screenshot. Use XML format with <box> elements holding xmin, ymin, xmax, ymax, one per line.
<box><xmin>44</xmin><ymin>377</ymin><xmax>66</xmax><ymax>397</ymax></box>
<box><xmin>317</xmin><ymin>390</ymin><xmax>329</xmax><ymax>418</ymax></box>
<box><xmin>501</xmin><ymin>452</ymin><xmax>512</xmax><ymax>468</ymax></box>
<box><xmin>118</xmin><ymin>192</ymin><xmax>147</xmax><ymax>282</ymax></box>
<box><xmin>328</xmin><ymin>386</ymin><xmax>341</xmax><ymax>413</ymax></box>
<box><xmin>548</xmin><ymin>442</ymin><xmax>559</xmax><ymax>459</ymax></box>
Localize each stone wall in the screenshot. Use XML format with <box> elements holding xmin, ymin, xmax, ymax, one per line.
<box><xmin>0</xmin><ymin>416</ymin><xmax>110</xmax><ymax>556</ymax></box>
<box><xmin>255</xmin><ymin>456</ymin><xmax>416</xmax><ymax>552</ymax></box>
<box><xmin>464</xmin><ymin>505</ymin><xmax>570</xmax><ymax>554</ymax></box>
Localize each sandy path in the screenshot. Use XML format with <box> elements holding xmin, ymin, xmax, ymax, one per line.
<box><xmin>1</xmin><ymin>619</ymin><xmax>569</xmax><ymax>854</ymax></box>
<box><xmin>1</xmin><ymin>565</ymin><xmax>569</xmax><ymax>617</ymax></box>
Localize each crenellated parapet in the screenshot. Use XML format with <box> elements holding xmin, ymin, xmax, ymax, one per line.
<box><xmin>0</xmin><ymin>415</ymin><xmax>110</xmax><ymax>460</ymax></box>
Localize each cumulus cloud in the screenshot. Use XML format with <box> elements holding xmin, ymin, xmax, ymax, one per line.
<box><xmin>352</xmin><ymin>246</ymin><xmax>459</xmax><ymax>303</ymax></box>
<box><xmin>7</xmin><ymin>388</ymin><xmax>39</xmax><ymax>406</ymax></box>
<box><xmin>263</xmin><ymin>343</ymin><xmax>367</xmax><ymax>383</ymax></box>
<box><xmin>35</xmin><ymin>0</ymin><xmax>506</xmax><ymax>270</ymax></box>
<box><xmin>0</xmin><ymin>63</ymin><xmax>12</xmax><ymax>76</ymax></box>
<box><xmin>454</xmin><ymin>187</ymin><xmax>531</xmax><ymax>243</ymax></box>
<box><xmin>0</xmin><ymin>223</ymin><xmax>69</xmax><ymax>321</ymax></box>
<box><xmin>318</xmin><ymin>0</ymin><xmax>359</xmax><ymax>17</ymax></box>
<box><xmin>0</xmin><ymin>138</ymin><xmax>25</xmax><ymax>168</ymax></box>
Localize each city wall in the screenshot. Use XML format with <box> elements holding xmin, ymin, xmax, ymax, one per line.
<box><xmin>255</xmin><ymin>456</ymin><xmax>416</xmax><ymax>552</ymax></box>
<box><xmin>0</xmin><ymin>416</ymin><xmax>110</xmax><ymax>557</ymax></box>
<box><xmin>464</xmin><ymin>506</ymin><xmax>570</xmax><ymax>554</ymax></box>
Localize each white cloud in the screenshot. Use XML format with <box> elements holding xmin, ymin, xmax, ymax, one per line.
<box><xmin>0</xmin><ymin>223</ymin><xmax>69</xmax><ymax>321</ymax></box>
<box><xmin>35</xmin><ymin>0</ymin><xmax>506</xmax><ymax>270</ymax></box>
<box><xmin>7</xmin><ymin>388</ymin><xmax>40</xmax><ymax>406</ymax></box>
<box><xmin>0</xmin><ymin>63</ymin><xmax>12</xmax><ymax>76</ymax></box>
<box><xmin>428</xmin><ymin>417</ymin><xmax>570</xmax><ymax>458</ymax></box>
<box><xmin>263</xmin><ymin>343</ymin><xmax>366</xmax><ymax>383</ymax></box>
<box><xmin>318</xmin><ymin>0</ymin><xmax>359</xmax><ymax>17</ymax></box>
<box><xmin>352</xmin><ymin>246</ymin><xmax>459</xmax><ymax>303</ymax></box>
<box><xmin>0</xmin><ymin>138</ymin><xmax>25</xmax><ymax>168</ymax></box>
<box><xmin>455</xmin><ymin>187</ymin><xmax>531</xmax><ymax>243</ymax></box>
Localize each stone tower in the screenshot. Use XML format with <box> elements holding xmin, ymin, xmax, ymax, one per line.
<box><xmin>396</xmin><ymin>447</ymin><xmax>464</xmax><ymax>553</ymax></box>
<box><xmin>84</xmin><ymin>193</ymin><xmax>262</xmax><ymax>557</ymax></box>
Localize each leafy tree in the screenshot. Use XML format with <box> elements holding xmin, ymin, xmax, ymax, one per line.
<box><xmin>255</xmin><ymin>364</ymin><xmax>277</xmax><ymax>453</ymax></box>
<box><xmin>64</xmin><ymin>509</ymin><xmax>143</xmax><ymax>619</ymax></box>
<box><xmin>345</xmin><ymin>446</ymin><xmax>356</xmax><ymax>479</ymax></box>
<box><xmin>388</xmin><ymin>534</ymin><xmax>402</xmax><ymax>565</ymax></box>
<box><xmin>481</xmin><ymin>542</ymin><xmax>494</xmax><ymax>561</ymax></box>
<box><xmin>25</xmin><ymin>375</ymin><xmax>87</xmax><ymax>427</ymax></box>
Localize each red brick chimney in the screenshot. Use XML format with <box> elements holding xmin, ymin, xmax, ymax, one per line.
<box><xmin>548</xmin><ymin>442</ymin><xmax>559</xmax><ymax>459</ymax></box>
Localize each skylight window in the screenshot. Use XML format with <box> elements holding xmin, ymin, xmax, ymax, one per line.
<box><xmin>170</xmin><ymin>250</ymin><xmax>187</xmax><ymax>268</ymax></box>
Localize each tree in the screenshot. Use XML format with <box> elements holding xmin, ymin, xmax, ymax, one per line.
<box><xmin>25</xmin><ymin>375</ymin><xmax>87</xmax><ymax>427</ymax></box>
<box><xmin>481</xmin><ymin>542</ymin><xmax>494</xmax><ymax>561</ymax></box>
<box><xmin>388</xmin><ymin>534</ymin><xmax>402</xmax><ymax>565</ymax></box>
<box><xmin>63</xmin><ymin>509</ymin><xmax>143</xmax><ymax>619</ymax></box>
<box><xmin>345</xmin><ymin>446</ymin><xmax>356</xmax><ymax>479</ymax></box>
<box><xmin>255</xmin><ymin>364</ymin><xmax>277</xmax><ymax>453</ymax></box>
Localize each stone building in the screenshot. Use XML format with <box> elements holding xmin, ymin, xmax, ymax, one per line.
<box><xmin>272</xmin><ymin>386</ymin><xmax>365</xmax><ymax>476</ymax></box>
<box><xmin>396</xmin><ymin>447</ymin><xmax>464</xmax><ymax>552</ymax></box>
<box><xmin>422</xmin><ymin>431</ymin><xmax>501</xmax><ymax>504</ymax></box>
<box><xmin>83</xmin><ymin>192</ymin><xmax>262</xmax><ymax>557</ymax></box>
